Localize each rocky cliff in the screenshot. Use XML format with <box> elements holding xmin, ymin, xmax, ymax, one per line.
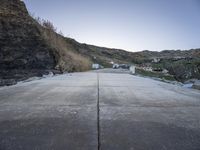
<box><xmin>0</xmin><ymin>0</ymin><xmax>91</xmax><ymax>86</ymax></box>
<box><xmin>0</xmin><ymin>0</ymin><xmax>57</xmax><ymax>85</ymax></box>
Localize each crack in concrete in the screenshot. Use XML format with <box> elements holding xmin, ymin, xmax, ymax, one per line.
<box><xmin>97</xmin><ymin>73</ymin><xmax>101</xmax><ymax>150</ymax></box>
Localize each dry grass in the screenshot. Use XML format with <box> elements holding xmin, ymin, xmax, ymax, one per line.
<box><xmin>38</xmin><ymin>26</ymin><xmax>92</xmax><ymax>72</ymax></box>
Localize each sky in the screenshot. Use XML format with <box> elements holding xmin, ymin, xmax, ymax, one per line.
<box><xmin>23</xmin><ymin>0</ymin><xmax>200</xmax><ymax>52</ymax></box>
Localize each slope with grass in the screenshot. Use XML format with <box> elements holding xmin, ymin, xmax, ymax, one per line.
<box><xmin>0</xmin><ymin>0</ymin><xmax>92</xmax><ymax>85</ymax></box>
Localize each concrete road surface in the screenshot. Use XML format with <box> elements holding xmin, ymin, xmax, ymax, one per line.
<box><xmin>0</xmin><ymin>71</ymin><xmax>200</xmax><ymax>150</ymax></box>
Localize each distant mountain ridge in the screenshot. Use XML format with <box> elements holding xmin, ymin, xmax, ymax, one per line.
<box><xmin>135</xmin><ymin>49</ymin><xmax>200</xmax><ymax>59</ymax></box>
<box><xmin>73</xmin><ymin>40</ymin><xmax>200</xmax><ymax>66</ymax></box>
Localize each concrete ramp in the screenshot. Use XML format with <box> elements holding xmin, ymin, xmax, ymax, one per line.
<box><xmin>0</xmin><ymin>72</ymin><xmax>200</xmax><ymax>150</ymax></box>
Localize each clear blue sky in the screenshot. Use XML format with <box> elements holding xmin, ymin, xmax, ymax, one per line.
<box><xmin>23</xmin><ymin>0</ymin><xmax>200</xmax><ymax>52</ymax></box>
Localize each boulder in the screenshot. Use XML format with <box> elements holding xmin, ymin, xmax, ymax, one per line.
<box><xmin>192</xmin><ymin>80</ymin><xmax>200</xmax><ymax>90</ymax></box>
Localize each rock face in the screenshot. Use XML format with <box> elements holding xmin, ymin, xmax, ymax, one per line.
<box><xmin>0</xmin><ymin>0</ymin><xmax>58</xmax><ymax>85</ymax></box>
<box><xmin>0</xmin><ymin>0</ymin><xmax>56</xmax><ymax>70</ymax></box>
<box><xmin>0</xmin><ymin>0</ymin><xmax>94</xmax><ymax>86</ymax></box>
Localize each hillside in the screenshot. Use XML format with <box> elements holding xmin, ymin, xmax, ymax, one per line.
<box><xmin>63</xmin><ymin>38</ymin><xmax>200</xmax><ymax>82</ymax></box>
<box><xmin>0</xmin><ymin>0</ymin><xmax>200</xmax><ymax>86</ymax></box>
<box><xmin>0</xmin><ymin>0</ymin><xmax>91</xmax><ymax>85</ymax></box>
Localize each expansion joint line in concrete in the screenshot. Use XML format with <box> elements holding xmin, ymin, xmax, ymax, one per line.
<box><xmin>97</xmin><ymin>73</ymin><xmax>101</xmax><ymax>150</ymax></box>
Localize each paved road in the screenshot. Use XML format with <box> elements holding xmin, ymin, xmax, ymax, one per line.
<box><xmin>0</xmin><ymin>72</ymin><xmax>200</xmax><ymax>150</ymax></box>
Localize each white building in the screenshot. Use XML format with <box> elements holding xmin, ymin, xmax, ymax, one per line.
<box><xmin>152</xmin><ymin>58</ymin><xmax>160</xmax><ymax>63</ymax></box>
<box><xmin>143</xmin><ymin>67</ymin><xmax>153</xmax><ymax>72</ymax></box>
<box><xmin>92</xmin><ymin>64</ymin><xmax>100</xmax><ymax>69</ymax></box>
<box><xmin>113</xmin><ymin>64</ymin><xmax>119</xmax><ymax>69</ymax></box>
<box><xmin>162</xmin><ymin>69</ymin><xmax>169</xmax><ymax>74</ymax></box>
<box><xmin>129</xmin><ymin>65</ymin><xmax>136</xmax><ymax>74</ymax></box>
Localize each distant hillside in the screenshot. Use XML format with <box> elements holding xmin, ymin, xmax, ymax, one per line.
<box><xmin>58</xmin><ymin>37</ymin><xmax>200</xmax><ymax>81</ymax></box>
<box><xmin>134</xmin><ymin>49</ymin><xmax>200</xmax><ymax>60</ymax></box>
<box><xmin>0</xmin><ymin>0</ymin><xmax>199</xmax><ymax>86</ymax></box>
<box><xmin>68</xmin><ymin>38</ymin><xmax>200</xmax><ymax>66</ymax></box>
